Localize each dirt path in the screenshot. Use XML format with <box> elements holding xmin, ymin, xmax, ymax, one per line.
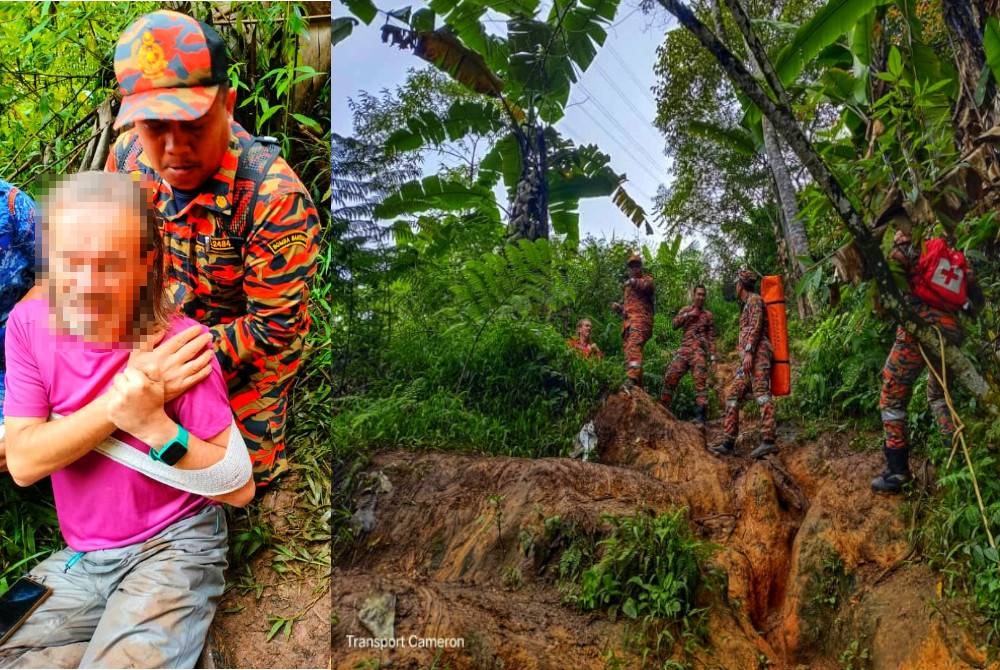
<box><xmin>208</xmin><ymin>475</ymin><xmax>332</xmax><ymax>669</ymax></box>
<box><xmin>334</xmin><ymin>389</ymin><xmax>995</xmax><ymax>669</ymax></box>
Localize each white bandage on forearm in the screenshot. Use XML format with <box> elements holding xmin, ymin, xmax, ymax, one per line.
<box><xmin>49</xmin><ymin>414</ymin><xmax>252</xmax><ymax>497</ymax></box>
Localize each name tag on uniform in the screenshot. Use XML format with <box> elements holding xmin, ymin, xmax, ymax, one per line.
<box><xmin>209</xmin><ymin>237</ymin><xmax>235</xmax><ymax>252</ymax></box>
<box><xmin>269</xmin><ymin>232</ymin><xmax>308</xmax><ymax>253</ymax></box>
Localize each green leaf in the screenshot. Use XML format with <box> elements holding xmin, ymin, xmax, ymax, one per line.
<box><xmin>887</xmin><ymin>45</ymin><xmax>902</xmax><ymax>77</ymax></box>
<box><xmin>332</xmin><ymin>17</ymin><xmax>358</xmax><ymax>47</ymax></box>
<box><xmin>374</xmin><ymin>176</ymin><xmax>499</xmax><ymax>219</ymax></box>
<box><xmin>773</xmin><ymin>0</ymin><xmax>892</xmax><ymax>87</ymax></box>
<box><xmin>984</xmin><ymin>17</ymin><xmax>1000</xmax><ymax>88</ymax></box>
<box><xmin>411</xmin><ymin>7</ymin><xmax>435</xmax><ymax>32</ymax></box>
<box><xmin>386</xmin><ymin>100</ymin><xmax>505</xmax><ymax>153</ymax></box>
<box><xmin>342</xmin><ymin>0</ymin><xmax>377</xmax><ymax>25</ymax></box>
<box><xmin>291</xmin><ymin>113</ymin><xmax>323</xmax><ymax>134</ymax></box>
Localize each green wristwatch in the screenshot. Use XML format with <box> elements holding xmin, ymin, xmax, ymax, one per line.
<box><xmin>150</xmin><ymin>424</ymin><xmax>189</xmax><ymax>466</ymax></box>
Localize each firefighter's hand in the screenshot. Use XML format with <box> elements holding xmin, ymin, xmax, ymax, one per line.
<box><xmin>131</xmin><ymin>325</ymin><xmax>215</xmax><ymax>403</ymax></box>
<box><xmin>742</xmin><ymin>352</ymin><xmax>753</xmax><ymax>377</ymax></box>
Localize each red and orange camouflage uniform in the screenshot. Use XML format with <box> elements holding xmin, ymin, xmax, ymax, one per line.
<box><xmin>661</xmin><ymin>306</ymin><xmax>717</xmax><ymax>407</ymax></box>
<box><xmin>880</xmin><ymin>240</ymin><xmax>960</xmax><ymax>452</ymax></box>
<box><xmin>567</xmin><ymin>337</ymin><xmax>603</xmax><ymax>359</ymax></box>
<box><xmin>617</xmin><ymin>273</ymin><xmax>655</xmax><ymax>384</ymax></box>
<box><xmin>723</xmin><ymin>292</ymin><xmax>775</xmax><ymax>442</ymax></box>
<box><xmin>107</xmin><ymin>122</ymin><xmax>320</xmax><ymax>484</ymax></box>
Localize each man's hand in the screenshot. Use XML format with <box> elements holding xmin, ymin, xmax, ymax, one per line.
<box><xmin>106</xmin><ymin>367</ymin><xmax>170</xmax><ymax>443</ymax></box>
<box><xmin>742</xmin><ymin>351</ymin><xmax>753</xmax><ymax>377</ymax></box>
<box><xmin>611</xmin><ymin>301</ymin><xmax>623</xmax><ymax>316</ymax></box>
<box><xmin>129</xmin><ymin>325</ymin><xmax>214</xmax><ymax>403</ymax></box>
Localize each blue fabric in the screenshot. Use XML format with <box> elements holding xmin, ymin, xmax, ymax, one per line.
<box><xmin>171</xmin><ymin>187</ymin><xmax>197</xmax><ymax>212</ymax></box>
<box><xmin>0</xmin><ymin>179</ymin><xmax>37</xmax><ymax>405</ymax></box>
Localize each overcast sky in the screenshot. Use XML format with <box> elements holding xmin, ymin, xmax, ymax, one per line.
<box><xmin>333</xmin><ymin>2</ymin><xmax>679</xmax><ymax>247</ymax></box>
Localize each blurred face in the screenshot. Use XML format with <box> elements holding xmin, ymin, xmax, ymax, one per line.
<box><xmin>693</xmin><ymin>287</ymin><xmax>706</xmax><ymax>308</ymax></box>
<box><xmin>134</xmin><ymin>87</ymin><xmax>235</xmax><ymax>190</ymax></box>
<box><xmin>627</xmin><ymin>263</ymin><xmax>641</xmax><ymax>278</ymax></box>
<box><xmin>577</xmin><ymin>320</ymin><xmax>592</xmax><ymax>341</ymax></box>
<box><xmin>48</xmin><ymin>203</ymin><xmax>153</xmax><ymax>344</ymax></box>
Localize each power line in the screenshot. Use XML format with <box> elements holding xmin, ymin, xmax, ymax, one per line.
<box><xmin>574</xmin><ymin>79</ymin><xmax>664</xmax><ymax>168</ymax></box>
<box><xmin>559</xmin><ymin>120</ymin><xmax>656</xmax><ymax>204</ymax></box>
<box><xmin>605</xmin><ymin>43</ymin><xmax>657</xmax><ymax>106</ymax></box>
<box><xmin>568</xmin><ymin>100</ymin><xmax>665</xmax><ymax>187</ymax></box>
<box><xmin>592</xmin><ymin>60</ymin><xmax>654</xmax><ymax>131</ymax></box>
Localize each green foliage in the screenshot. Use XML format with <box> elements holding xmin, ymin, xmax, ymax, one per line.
<box><xmin>790</xmin><ymin>284</ymin><xmax>888</xmax><ymax>420</ymax></box>
<box><xmin>563</xmin><ymin>509</ymin><xmax>715</xmax><ymax>667</ymax></box>
<box><xmin>0</xmin><ymin>482</ymin><xmax>59</xmax><ymax>590</ymax></box>
<box><xmin>800</xmin><ymin>549</ymin><xmax>854</xmax><ymax>649</ymax></box>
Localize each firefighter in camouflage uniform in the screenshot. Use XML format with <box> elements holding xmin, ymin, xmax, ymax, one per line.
<box><xmin>710</xmin><ymin>270</ymin><xmax>777</xmax><ymax>459</ymax></box>
<box><xmin>611</xmin><ymin>254</ymin><xmax>654</xmax><ymax>388</ymax></box>
<box><xmin>107</xmin><ymin>10</ymin><xmax>320</xmax><ymax>486</ymax></box>
<box><xmin>873</xmin><ymin>230</ymin><xmax>968</xmax><ymax>494</ymax></box>
<box><xmin>661</xmin><ymin>284</ymin><xmax>717</xmax><ymax>423</ymax></box>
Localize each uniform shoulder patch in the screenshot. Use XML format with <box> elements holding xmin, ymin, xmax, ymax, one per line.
<box><xmin>268</xmin><ymin>232</ymin><xmax>309</xmax><ymax>254</ymax></box>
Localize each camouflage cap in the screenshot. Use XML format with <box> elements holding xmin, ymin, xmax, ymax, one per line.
<box><xmin>113</xmin><ymin>10</ymin><xmax>228</xmax><ymax>129</ymax></box>
<box><xmin>626</xmin><ymin>253</ymin><xmax>643</xmax><ymax>266</ymax></box>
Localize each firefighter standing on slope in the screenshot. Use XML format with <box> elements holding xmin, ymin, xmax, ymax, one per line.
<box><xmin>661</xmin><ymin>284</ymin><xmax>717</xmax><ymax>424</ymax></box>
<box><xmin>710</xmin><ymin>269</ymin><xmax>777</xmax><ymax>459</ymax></box>
<box><xmin>873</xmin><ymin>229</ymin><xmax>974</xmax><ymax>494</ymax></box>
<box><xmin>611</xmin><ymin>253</ymin><xmax>654</xmax><ymax>388</ymax></box>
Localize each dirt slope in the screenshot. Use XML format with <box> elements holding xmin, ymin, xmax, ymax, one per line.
<box><xmin>334</xmin><ymin>389</ymin><xmax>996</xmax><ymax>669</ymax></box>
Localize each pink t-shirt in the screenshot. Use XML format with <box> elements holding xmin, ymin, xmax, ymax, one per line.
<box><xmin>3</xmin><ymin>298</ymin><xmax>233</xmax><ymax>551</ymax></box>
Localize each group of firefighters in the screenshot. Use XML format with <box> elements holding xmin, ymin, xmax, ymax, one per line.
<box><xmin>567</xmin><ymin>237</ymin><xmax>975</xmax><ymax>495</ymax></box>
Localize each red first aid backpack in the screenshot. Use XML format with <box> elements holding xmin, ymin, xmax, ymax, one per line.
<box><xmin>912</xmin><ymin>237</ymin><xmax>968</xmax><ymax>311</ymax></box>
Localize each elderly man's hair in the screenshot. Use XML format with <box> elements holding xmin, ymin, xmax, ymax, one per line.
<box><xmin>40</xmin><ymin>171</ymin><xmax>172</xmax><ymax>326</ymax></box>
<box><xmin>577</xmin><ymin>318</ymin><xmax>592</xmax><ymax>328</ymax></box>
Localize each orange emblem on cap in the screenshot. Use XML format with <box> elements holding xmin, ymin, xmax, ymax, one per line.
<box><xmin>138</xmin><ymin>31</ymin><xmax>168</xmax><ymax>78</ymax></box>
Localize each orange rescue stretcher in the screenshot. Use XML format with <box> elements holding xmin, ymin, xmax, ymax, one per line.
<box><xmin>761</xmin><ymin>275</ymin><xmax>790</xmax><ymax>397</ymax></box>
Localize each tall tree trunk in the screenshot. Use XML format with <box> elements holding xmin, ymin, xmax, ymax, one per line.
<box><xmin>943</xmin><ymin>0</ymin><xmax>999</xmax><ymax>151</ymax></box>
<box><xmin>762</xmin><ymin>112</ymin><xmax>812</xmax><ymax>317</ymax></box>
<box><xmin>719</xmin><ymin>0</ymin><xmax>812</xmax><ymax>315</ymax></box>
<box><xmin>507</xmin><ymin>125</ymin><xmax>550</xmax><ymax>241</ymax></box>
<box><xmin>658</xmin><ymin>0</ymin><xmax>993</xmax><ymax>401</ymax></box>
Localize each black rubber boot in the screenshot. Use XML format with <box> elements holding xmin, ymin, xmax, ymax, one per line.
<box><xmin>694</xmin><ymin>405</ymin><xmax>707</xmax><ymax>425</ymax></box>
<box><xmin>871</xmin><ymin>446</ymin><xmax>912</xmax><ymax>494</ymax></box>
<box><xmin>750</xmin><ymin>441</ymin><xmax>778</xmax><ymax>459</ymax></box>
<box><xmin>709</xmin><ymin>438</ymin><xmax>735</xmax><ymax>456</ymax></box>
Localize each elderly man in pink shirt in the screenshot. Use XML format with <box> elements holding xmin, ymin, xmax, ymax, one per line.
<box><xmin>0</xmin><ymin>172</ymin><xmax>254</xmax><ymax>669</ymax></box>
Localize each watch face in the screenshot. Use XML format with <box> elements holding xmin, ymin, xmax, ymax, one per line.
<box><xmin>158</xmin><ymin>441</ymin><xmax>188</xmax><ymax>466</ymax></box>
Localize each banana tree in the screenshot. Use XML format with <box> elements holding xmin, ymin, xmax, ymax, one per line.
<box><xmin>352</xmin><ymin>0</ymin><xmax>652</xmax><ymax>244</ymax></box>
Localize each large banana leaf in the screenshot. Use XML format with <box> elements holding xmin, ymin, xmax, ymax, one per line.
<box><xmin>342</xmin><ymin>0</ymin><xmax>377</xmax><ymax>24</ymax></box>
<box><xmin>547</xmin><ymin>142</ymin><xmax>652</xmax><ymax>241</ymax></box>
<box><xmin>508</xmin><ymin>0</ymin><xmax>619</xmax><ymax>123</ymax></box>
<box><xmin>741</xmin><ymin>0</ymin><xmax>890</xmax><ymax>132</ymax></box>
<box><xmin>386</xmin><ymin>100</ymin><xmax>506</xmax><ymax>153</ymax></box>
<box><xmin>772</xmin><ymin>0</ymin><xmax>892</xmax><ymax>87</ymax></box>
<box><xmin>476</xmin><ymin>132</ymin><xmax>522</xmax><ymax>193</ymax></box>
<box><xmin>414</xmin><ymin>29</ymin><xmax>505</xmax><ymax>96</ymax></box>
<box><xmin>374</xmin><ymin>175</ymin><xmax>500</xmax><ymax>220</ymax></box>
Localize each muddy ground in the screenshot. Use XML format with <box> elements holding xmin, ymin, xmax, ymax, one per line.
<box><xmin>333</xmin><ymin>388</ymin><xmax>996</xmax><ymax>669</ymax></box>
<box><xmin>207</xmin><ymin>475</ymin><xmax>332</xmax><ymax>669</ymax></box>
